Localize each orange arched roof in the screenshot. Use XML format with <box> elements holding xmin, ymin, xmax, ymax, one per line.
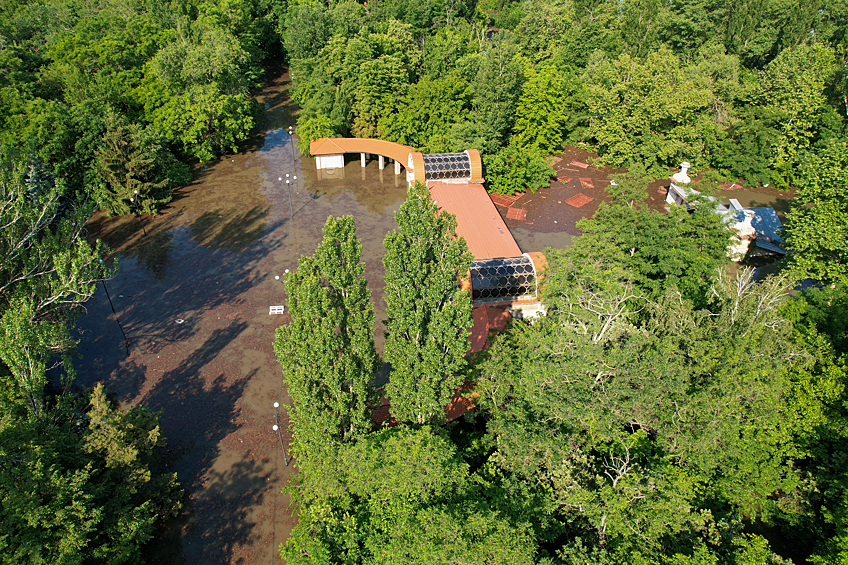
<box><xmin>309</xmin><ymin>137</ymin><xmax>414</xmax><ymax>165</ymax></box>
<box><xmin>409</xmin><ymin>152</ymin><xmax>426</xmax><ymax>183</ymax></box>
<box><xmin>526</xmin><ymin>251</ymin><xmax>547</xmax><ymax>274</ymax></box>
<box><xmin>310</xmin><ymin>138</ymin><xmax>484</xmax><ymax>184</ymax></box>
<box><xmin>466</xmin><ymin>149</ymin><xmax>484</xmax><ymax>183</ymax></box>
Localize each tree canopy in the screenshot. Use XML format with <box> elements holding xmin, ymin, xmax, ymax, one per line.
<box><xmin>274</xmin><ymin>215</ymin><xmax>380</xmax><ymax>459</ymax></box>
<box><xmin>3</xmin><ymin>0</ymin><xmax>848</xmax><ymax>561</ymax></box>
<box><xmin>0</xmin><ymin>0</ymin><xmax>274</xmax><ymax>214</ymax></box>
<box><xmin>783</xmin><ymin>140</ymin><xmax>848</xmax><ymax>284</ymax></box>
<box><xmin>0</xmin><ymin>152</ymin><xmax>182</xmax><ymax>563</ymax></box>
<box><xmin>382</xmin><ymin>183</ymin><xmax>473</xmax><ymax>425</ymax></box>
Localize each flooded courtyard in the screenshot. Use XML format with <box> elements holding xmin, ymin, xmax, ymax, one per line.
<box><xmin>74</xmin><ymin>75</ymin><xmax>410</xmax><ymax>564</ymax></box>
<box><xmin>70</xmin><ymin>72</ymin><xmax>793</xmax><ymax>564</ymax></box>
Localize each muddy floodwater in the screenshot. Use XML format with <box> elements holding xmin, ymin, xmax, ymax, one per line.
<box><xmin>72</xmin><ymin>73</ymin><xmax>614</xmax><ymax>564</ymax></box>
<box><xmin>74</xmin><ymin>75</ymin><xmax>409</xmax><ymax>564</ymax></box>
<box><xmin>715</xmin><ymin>187</ymin><xmax>793</xmax><ymax>219</ymax></box>
<box><xmin>70</xmin><ymin>68</ymin><xmax>797</xmax><ymax>561</ymax></box>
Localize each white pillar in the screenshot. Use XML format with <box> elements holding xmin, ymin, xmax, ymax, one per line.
<box><xmin>379</xmin><ymin>155</ymin><xmax>385</xmax><ymax>170</ymax></box>
<box><xmin>360</xmin><ymin>153</ymin><xmax>366</xmax><ymax>167</ymax></box>
<box><xmin>395</xmin><ymin>159</ymin><xmax>401</xmax><ymax>175</ymax></box>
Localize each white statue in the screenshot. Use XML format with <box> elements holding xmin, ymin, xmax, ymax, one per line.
<box><xmin>672</xmin><ymin>162</ymin><xmax>691</xmax><ymax>185</ymax></box>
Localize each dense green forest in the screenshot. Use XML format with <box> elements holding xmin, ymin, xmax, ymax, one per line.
<box><xmin>2</xmin><ymin>0</ymin><xmax>848</xmax><ymax>562</ymax></box>
<box><xmin>278</xmin><ymin>180</ymin><xmax>848</xmax><ymax>564</ymax></box>
<box><xmin>276</xmin><ymin>1</ymin><xmax>848</xmax><ymax>562</ymax></box>
<box><xmin>0</xmin><ymin>0</ymin><xmax>289</xmax><ymax>558</ymax></box>
<box><xmin>2</xmin><ymin>0</ymin><xmax>846</xmax><ymax>203</ymax></box>
<box><xmin>0</xmin><ymin>154</ymin><xmax>182</xmax><ymax>561</ymax></box>
<box><xmin>0</xmin><ymin>0</ymin><xmax>286</xmax><ymax>213</ymax></box>
<box><xmin>285</xmin><ymin>0</ymin><xmax>847</xmax><ymax>194</ymax></box>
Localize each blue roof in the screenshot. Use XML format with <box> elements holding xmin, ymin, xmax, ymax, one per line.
<box><xmin>747</xmin><ymin>207</ymin><xmax>783</xmax><ymax>242</ymax></box>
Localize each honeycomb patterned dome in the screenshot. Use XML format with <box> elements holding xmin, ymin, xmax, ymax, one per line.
<box><xmin>422</xmin><ymin>153</ymin><xmax>472</xmax><ymax>181</ymax></box>
<box><xmin>470</xmin><ymin>255</ymin><xmax>536</xmax><ymax>304</ymax></box>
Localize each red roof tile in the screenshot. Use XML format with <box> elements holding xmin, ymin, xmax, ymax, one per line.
<box><xmin>579</xmin><ymin>177</ymin><xmax>595</xmax><ymax>190</ymax></box>
<box><xmin>444</xmin><ymin>383</ymin><xmax>479</xmax><ymax>422</ymax></box>
<box><xmin>490</xmin><ymin>193</ymin><xmax>519</xmax><ymax>207</ymax></box>
<box><xmin>565</xmin><ymin>193</ymin><xmax>593</xmax><ymax>208</ymax></box>
<box><xmin>506</xmin><ymin>207</ymin><xmax>527</xmax><ymax>220</ymax></box>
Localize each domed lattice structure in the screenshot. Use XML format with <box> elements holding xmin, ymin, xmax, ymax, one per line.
<box><xmin>469</xmin><ymin>255</ymin><xmax>537</xmax><ymax>304</ymax></box>
<box><xmin>422</xmin><ymin>153</ymin><xmax>472</xmax><ymax>181</ymax></box>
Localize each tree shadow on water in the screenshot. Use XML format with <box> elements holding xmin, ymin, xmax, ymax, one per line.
<box><xmin>135</xmin><ymin>320</ymin><xmax>260</xmax><ymax>564</ymax></box>
<box><xmin>87</xmin><ymin>232</ymin><xmax>264</xmax><ymax>357</ymax></box>
<box><xmin>189</xmin><ymin>206</ymin><xmax>271</xmax><ymax>252</ymax></box>
<box><xmin>137</xmin><ymin>320</ymin><xmax>250</xmax><ymax>444</ymax></box>
<box><xmin>184</xmin><ymin>458</ymin><xmax>272</xmax><ymax>564</ymax></box>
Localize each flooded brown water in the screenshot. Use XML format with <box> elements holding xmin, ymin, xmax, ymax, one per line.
<box><xmin>74</xmin><ymin>74</ymin><xmax>408</xmax><ymax>564</ymax></box>
<box><xmin>714</xmin><ymin>187</ymin><xmax>794</xmax><ymax>219</ymax></box>
<box><xmin>72</xmin><ymin>73</ymin><xmax>605</xmax><ymax>564</ymax></box>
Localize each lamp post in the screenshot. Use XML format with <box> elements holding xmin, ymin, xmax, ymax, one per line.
<box><xmin>288</xmin><ymin>126</ymin><xmax>296</xmax><ymax>162</ymax></box>
<box><xmin>129</xmin><ymin>190</ymin><xmax>147</xmax><ymax>236</ymax></box>
<box><xmin>272</xmin><ymin>400</ymin><xmax>289</xmax><ymax>466</ymax></box>
<box><xmin>284</xmin><ymin>177</ymin><xmax>294</xmax><ymax>219</ymax></box>
<box><xmin>99</xmin><ymin>259</ymin><xmax>130</xmax><ymax>355</ymax></box>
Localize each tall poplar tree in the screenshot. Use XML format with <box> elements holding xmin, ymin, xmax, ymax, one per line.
<box><xmin>382</xmin><ymin>183</ymin><xmax>473</xmax><ymax>425</ymax></box>
<box><xmin>274</xmin><ymin>215</ymin><xmax>380</xmax><ymax>458</ymax></box>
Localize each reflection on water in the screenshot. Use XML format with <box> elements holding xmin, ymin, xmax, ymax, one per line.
<box><xmin>85</xmin><ymin>212</ymin><xmax>175</xmax><ymax>282</ymax></box>
<box><xmin>75</xmin><ymin>73</ymin><xmax>423</xmax><ymax>565</ymax></box>
<box><xmin>132</xmin><ymin>226</ymin><xmax>174</xmax><ymax>281</ymax></box>
<box><xmin>259</xmin><ymin>128</ymin><xmax>295</xmax><ymax>155</ymax></box>
<box><xmin>306</xmin><ymin>158</ymin><xmax>407</xmax><ymax>215</ymax></box>
<box><xmin>256</xmin><ymin>133</ymin><xmax>407</xmax><ymax>217</ymax></box>
<box><xmin>84</xmin><ymin>118</ymin><xmax>412</xmax><ymax>345</ymax></box>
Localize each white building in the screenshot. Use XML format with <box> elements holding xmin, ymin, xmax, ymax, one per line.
<box><xmin>666</xmin><ymin>163</ymin><xmax>785</xmax><ymax>261</ymax></box>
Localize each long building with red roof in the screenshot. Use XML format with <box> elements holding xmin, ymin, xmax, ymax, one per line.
<box><xmin>309</xmin><ymin>137</ymin><xmax>547</xmax><ymax>353</ymax></box>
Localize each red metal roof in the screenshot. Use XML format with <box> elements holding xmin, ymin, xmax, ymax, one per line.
<box><xmin>428</xmin><ymin>182</ymin><xmax>522</xmax><ymax>260</ymax></box>
<box><xmin>371</xmin><ymin>384</ymin><xmax>480</xmax><ymax>425</ymax></box>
